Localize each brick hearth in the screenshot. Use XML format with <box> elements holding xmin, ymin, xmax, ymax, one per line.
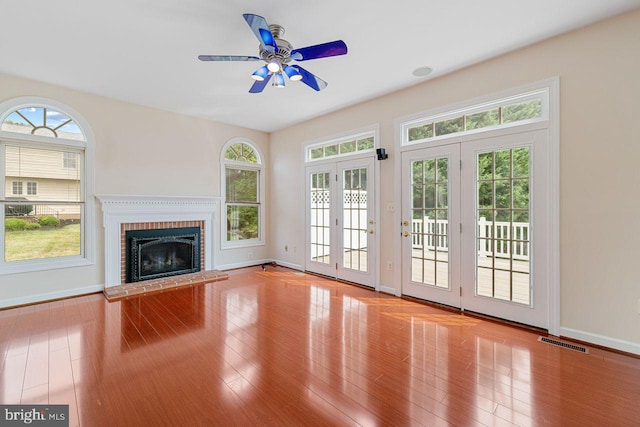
<box><xmin>103</xmin><ymin>269</ymin><xmax>228</xmax><ymax>301</ymax></box>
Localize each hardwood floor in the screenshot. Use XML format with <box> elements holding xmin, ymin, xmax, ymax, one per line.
<box><xmin>1</xmin><ymin>266</ymin><xmax>639</xmax><ymax>426</ymax></box>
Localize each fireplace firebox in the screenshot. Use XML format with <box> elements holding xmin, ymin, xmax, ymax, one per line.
<box><xmin>125</xmin><ymin>227</ymin><xmax>201</xmax><ymax>283</ymax></box>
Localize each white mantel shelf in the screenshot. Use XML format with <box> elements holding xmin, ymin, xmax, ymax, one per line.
<box><xmin>97</xmin><ymin>195</ymin><xmax>220</xmax><ymax>287</ymax></box>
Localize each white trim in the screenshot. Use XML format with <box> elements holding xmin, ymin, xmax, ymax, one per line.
<box><xmin>0</xmin><ymin>96</ymin><xmax>88</xmax><ymax>145</ymax></box>
<box><xmin>397</xmin><ymin>80</ymin><xmax>553</xmax><ymax>148</ymax></box>
<box><xmin>215</xmin><ymin>258</ymin><xmax>271</xmax><ymax>271</ymax></box>
<box><xmin>301</xmin><ymin>124</ymin><xmax>382</xmax><ymax>289</ymax></box>
<box><xmin>560</xmin><ymin>327</ymin><xmax>640</xmax><ymax>356</ymax></box>
<box><xmin>215</xmin><ymin>259</ymin><xmax>303</xmax><ymax>272</ymax></box>
<box><xmin>378</xmin><ymin>285</ymin><xmax>396</xmax><ymax>295</ymax></box>
<box><xmin>393</xmin><ymin>77</ymin><xmax>560</xmax><ymax>332</ymax></box>
<box><xmin>0</xmin><ymin>96</ymin><xmax>95</xmax><ymax>276</ymax></box>
<box><xmin>220</xmin><ymin>138</ymin><xmax>265</xmax><ymax>250</ymax></box>
<box><xmin>0</xmin><ymin>284</ymin><xmax>103</xmax><ymax>309</ymax></box>
<box><xmin>546</xmin><ymin>77</ymin><xmax>561</xmax><ymax>337</ymax></box>
<box><xmin>393</xmin><ymin>116</ymin><xmax>403</xmax><ymax>297</ymax></box>
<box><xmin>97</xmin><ymin>194</ymin><xmax>219</xmax><ymax>287</ymax></box>
<box><xmin>303</xmin><ymin>124</ymin><xmax>379</xmax><ymax>164</ymax></box>
<box><xmin>271</xmin><ymin>260</ymin><xmax>304</xmax><ymax>271</ymax></box>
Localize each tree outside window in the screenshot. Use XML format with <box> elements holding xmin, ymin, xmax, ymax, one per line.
<box><xmin>222</xmin><ymin>140</ymin><xmax>263</xmax><ymax>246</ymax></box>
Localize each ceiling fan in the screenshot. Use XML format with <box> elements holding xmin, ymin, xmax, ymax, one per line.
<box><xmin>198</xmin><ymin>13</ymin><xmax>347</xmax><ymax>93</ymax></box>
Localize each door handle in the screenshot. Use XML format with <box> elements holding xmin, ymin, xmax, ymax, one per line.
<box><xmin>402</xmin><ymin>220</ymin><xmax>409</xmax><ymax>227</ymax></box>
<box><xmin>402</xmin><ymin>231</ymin><xmax>410</xmax><ymax>237</ymax></box>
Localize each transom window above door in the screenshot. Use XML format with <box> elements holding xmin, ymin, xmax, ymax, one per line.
<box><xmin>401</xmin><ymin>89</ymin><xmax>548</xmax><ymax>146</ymax></box>
<box><xmin>306</xmin><ymin>131</ymin><xmax>375</xmax><ymax>162</ymax></box>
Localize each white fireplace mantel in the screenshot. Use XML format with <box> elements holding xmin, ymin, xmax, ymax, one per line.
<box><xmin>97</xmin><ymin>195</ymin><xmax>219</xmax><ymax>287</ymax></box>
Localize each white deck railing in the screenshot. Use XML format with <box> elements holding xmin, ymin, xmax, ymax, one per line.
<box><xmin>412</xmin><ymin>217</ymin><xmax>529</xmax><ymax>260</ymax></box>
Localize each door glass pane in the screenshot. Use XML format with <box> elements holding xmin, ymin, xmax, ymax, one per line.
<box><xmin>476</xmin><ymin>148</ymin><xmax>531</xmax><ymax>305</ymax></box>
<box><xmin>310</xmin><ymin>172</ymin><xmax>331</xmax><ymax>264</ymax></box>
<box><xmin>342</xmin><ymin>167</ymin><xmax>367</xmax><ymax>272</ymax></box>
<box><xmin>410</xmin><ymin>157</ymin><xmax>449</xmax><ymax>288</ymax></box>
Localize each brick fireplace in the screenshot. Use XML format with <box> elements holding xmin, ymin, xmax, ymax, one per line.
<box><xmin>98</xmin><ymin>195</ymin><xmax>218</xmax><ymax>287</ymax></box>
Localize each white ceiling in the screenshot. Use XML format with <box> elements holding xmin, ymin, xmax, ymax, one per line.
<box><xmin>1</xmin><ymin>1</ymin><xmax>639</xmax><ymax>133</ymax></box>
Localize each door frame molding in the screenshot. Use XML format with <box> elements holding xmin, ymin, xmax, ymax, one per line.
<box><xmin>302</xmin><ymin>124</ymin><xmax>382</xmax><ymax>290</ymax></box>
<box><xmin>394</xmin><ymin>78</ymin><xmax>559</xmax><ymax>335</ymax></box>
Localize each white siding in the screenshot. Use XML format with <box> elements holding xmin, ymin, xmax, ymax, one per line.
<box><xmin>5</xmin><ymin>145</ymin><xmax>80</xmax><ymax>180</ymax></box>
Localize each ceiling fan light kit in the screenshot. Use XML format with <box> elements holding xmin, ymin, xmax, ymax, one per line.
<box><xmin>251</xmin><ymin>66</ymin><xmax>270</xmax><ymax>81</ymax></box>
<box><xmin>198</xmin><ymin>13</ymin><xmax>348</xmax><ymax>93</ymax></box>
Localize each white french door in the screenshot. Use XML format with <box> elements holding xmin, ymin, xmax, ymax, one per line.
<box><xmin>401</xmin><ymin>145</ymin><xmax>461</xmax><ymax>307</ymax></box>
<box><xmin>460</xmin><ymin>130</ymin><xmax>549</xmax><ymax>328</ymax></box>
<box><xmin>306</xmin><ymin>157</ymin><xmax>376</xmax><ymax>287</ymax></box>
<box><xmin>402</xmin><ymin>129</ymin><xmax>550</xmax><ymax>328</ymax></box>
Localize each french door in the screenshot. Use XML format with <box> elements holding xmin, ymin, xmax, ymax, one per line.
<box><xmin>306</xmin><ymin>157</ymin><xmax>376</xmax><ymax>287</ymax></box>
<box><xmin>401</xmin><ymin>145</ymin><xmax>462</xmax><ymax>307</ymax></box>
<box><xmin>402</xmin><ymin>129</ymin><xmax>550</xmax><ymax>329</ymax></box>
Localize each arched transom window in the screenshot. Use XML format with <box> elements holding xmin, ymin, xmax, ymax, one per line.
<box><xmin>1</xmin><ymin>106</ymin><xmax>85</xmax><ymax>141</ymax></box>
<box><xmin>221</xmin><ymin>140</ymin><xmax>264</xmax><ymax>248</ymax></box>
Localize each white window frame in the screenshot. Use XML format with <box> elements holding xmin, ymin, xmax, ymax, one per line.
<box><xmin>12</xmin><ymin>181</ymin><xmax>22</xmax><ymax>195</ymax></box>
<box><xmin>0</xmin><ymin>97</ymin><xmax>95</xmax><ymax>274</ymax></box>
<box><xmin>400</xmin><ymin>88</ymin><xmax>549</xmax><ymax>146</ymax></box>
<box><xmin>63</xmin><ymin>152</ymin><xmax>77</xmax><ymax>169</ymax></box>
<box><xmin>305</xmin><ymin>128</ymin><xmax>377</xmax><ymax>163</ymax></box>
<box><xmin>220</xmin><ymin>138</ymin><xmax>265</xmax><ymax>249</ymax></box>
<box><xmin>26</xmin><ymin>181</ymin><xmax>37</xmax><ymax>196</ymax></box>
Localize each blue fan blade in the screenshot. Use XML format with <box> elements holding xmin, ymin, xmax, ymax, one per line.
<box><xmin>290</xmin><ymin>65</ymin><xmax>327</xmax><ymax>91</ymax></box>
<box><xmin>290</xmin><ymin>40</ymin><xmax>347</xmax><ymax>61</ymax></box>
<box><xmin>249</xmin><ymin>73</ymin><xmax>272</xmax><ymax>93</ymax></box>
<box><xmin>243</xmin><ymin>13</ymin><xmax>276</xmax><ymax>52</ymax></box>
<box><xmin>198</xmin><ymin>55</ymin><xmax>260</xmax><ymax>61</ymax></box>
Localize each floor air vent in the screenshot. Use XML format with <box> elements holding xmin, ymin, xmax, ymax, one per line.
<box><xmin>538</xmin><ymin>336</ymin><xmax>589</xmax><ymax>354</ymax></box>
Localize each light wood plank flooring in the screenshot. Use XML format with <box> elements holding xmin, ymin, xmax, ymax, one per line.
<box><xmin>1</xmin><ymin>266</ymin><xmax>639</xmax><ymax>426</ymax></box>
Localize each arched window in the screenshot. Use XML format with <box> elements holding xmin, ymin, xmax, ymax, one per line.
<box><xmin>221</xmin><ymin>139</ymin><xmax>264</xmax><ymax>248</ymax></box>
<box><xmin>0</xmin><ymin>98</ymin><xmax>94</xmax><ymax>273</ymax></box>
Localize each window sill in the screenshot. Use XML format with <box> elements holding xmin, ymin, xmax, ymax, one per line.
<box><xmin>0</xmin><ymin>256</ymin><xmax>94</xmax><ymax>276</ymax></box>
<box><xmin>221</xmin><ymin>239</ymin><xmax>265</xmax><ymax>250</ymax></box>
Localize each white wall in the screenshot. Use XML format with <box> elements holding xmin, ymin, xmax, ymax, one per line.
<box><xmin>269</xmin><ymin>9</ymin><xmax>640</xmax><ymax>352</ymax></box>
<box><xmin>0</xmin><ymin>73</ymin><xmax>269</xmax><ymax>306</ymax></box>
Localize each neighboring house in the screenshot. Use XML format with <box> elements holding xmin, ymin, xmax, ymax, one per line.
<box><xmin>3</xmin><ymin>123</ymin><xmax>81</xmax><ymax>219</ymax></box>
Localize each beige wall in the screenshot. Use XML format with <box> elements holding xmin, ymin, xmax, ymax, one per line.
<box><xmin>0</xmin><ymin>9</ymin><xmax>638</xmax><ymax>353</ymax></box>
<box><xmin>270</xmin><ymin>10</ymin><xmax>640</xmax><ymax>351</ymax></box>
<box><xmin>0</xmin><ymin>73</ymin><xmax>269</xmax><ymax>305</ymax></box>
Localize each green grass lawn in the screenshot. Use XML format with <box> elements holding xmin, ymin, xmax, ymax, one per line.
<box><xmin>5</xmin><ymin>224</ymin><xmax>81</xmax><ymax>261</ymax></box>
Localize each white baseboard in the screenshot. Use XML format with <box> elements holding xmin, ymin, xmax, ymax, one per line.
<box><xmin>560</xmin><ymin>327</ymin><xmax>640</xmax><ymax>355</ymax></box>
<box><xmin>271</xmin><ymin>260</ymin><xmax>303</xmax><ymax>271</ymax></box>
<box><xmin>378</xmin><ymin>285</ymin><xmax>397</xmax><ymax>295</ymax></box>
<box><xmin>216</xmin><ymin>259</ymin><xmax>304</xmax><ymax>272</ymax></box>
<box><xmin>215</xmin><ymin>259</ymin><xmax>271</xmax><ymax>271</ymax></box>
<box><xmin>0</xmin><ymin>284</ymin><xmax>104</xmax><ymax>309</ymax></box>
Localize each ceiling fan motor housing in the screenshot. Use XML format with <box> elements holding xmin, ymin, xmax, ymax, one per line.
<box><xmin>260</xmin><ymin>25</ymin><xmax>293</xmax><ymax>66</ymax></box>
